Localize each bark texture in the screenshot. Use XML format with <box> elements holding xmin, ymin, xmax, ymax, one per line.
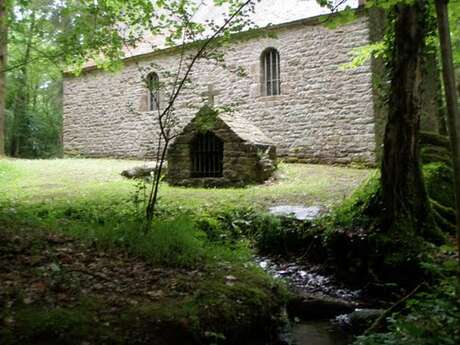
<box><xmin>0</xmin><ymin>0</ymin><xmax>6</xmax><ymax>156</ymax></box>
<box><xmin>381</xmin><ymin>0</ymin><xmax>432</xmax><ymax>232</ymax></box>
<box><xmin>434</xmin><ymin>0</ymin><xmax>460</xmax><ymax>264</ymax></box>
<box><xmin>10</xmin><ymin>11</ymin><xmax>35</xmax><ymax>156</ymax></box>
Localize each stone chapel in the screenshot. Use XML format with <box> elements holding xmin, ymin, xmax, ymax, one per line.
<box><xmin>63</xmin><ymin>1</ymin><xmax>408</xmax><ymax>170</ymax></box>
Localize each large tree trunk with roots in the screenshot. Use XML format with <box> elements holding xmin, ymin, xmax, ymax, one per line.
<box><xmin>0</xmin><ymin>0</ymin><xmax>6</xmax><ymax>156</ymax></box>
<box><xmin>381</xmin><ymin>0</ymin><xmax>433</xmax><ymax>234</ymax></box>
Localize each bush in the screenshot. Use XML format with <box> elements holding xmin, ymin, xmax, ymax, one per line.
<box><xmin>354</xmin><ymin>278</ymin><xmax>460</xmax><ymax>345</ymax></box>
<box><xmin>315</xmin><ymin>164</ymin><xmax>454</xmax><ymax>286</ymax></box>
<box><xmin>197</xmin><ymin>206</ymin><xmax>280</xmax><ymax>244</ymax></box>
<box><xmin>193</xmin><ymin>206</ymin><xmax>331</xmax><ymax>262</ymax></box>
<box><xmin>327</xmin><ymin>172</ymin><xmax>382</xmax><ymax>230</ymax></box>
<box><xmin>66</xmin><ymin>216</ymin><xmax>254</xmax><ymax>269</ymax></box>
<box><xmin>423</xmin><ymin>162</ymin><xmax>455</xmax><ymax>209</ymax></box>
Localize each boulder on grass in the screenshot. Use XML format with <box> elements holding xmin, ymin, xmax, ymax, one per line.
<box><xmin>121</xmin><ymin>162</ymin><xmax>168</xmax><ymax>179</ymax></box>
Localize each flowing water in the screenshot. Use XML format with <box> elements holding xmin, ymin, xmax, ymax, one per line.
<box><xmin>255</xmin><ymin>256</ymin><xmax>361</xmax><ymax>345</ymax></box>
<box><xmin>255</xmin><ymin>206</ymin><xmax>370</xmax><ymax>344</ymax></box>
<box><xmin>256</xmin><ymin>257</ymin><xmax>361</xmax><ymax>300</ymax></box>
<box><xmin>290</xmin><ymin>321</ymin><xmax>352</xmax><ymax>345</ymax></box>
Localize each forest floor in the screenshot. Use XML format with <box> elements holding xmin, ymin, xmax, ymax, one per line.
<box><xmin>0</xmin><ymin>158</ymin><xmax>372</xmax><ymax>344</ymax></box>
<box><xmin>0</xmin><ymin>221</ymin><xmax>285</xmax><ymax>345</ymax></box>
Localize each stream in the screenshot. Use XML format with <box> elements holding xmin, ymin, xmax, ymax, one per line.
<box><xmin>256</xmin><ymin>257</ymin><xmax>361</xmax><ymax>300</ymax></box>
<box><xmin>255</xmin><ymin>256</ymin><xmax>360</xmax><ymax>345</ymax></box>
<box><xmin>246</xmin><ymin>205</ymin><xmax>380</xmax><ymax>345</ymax></box>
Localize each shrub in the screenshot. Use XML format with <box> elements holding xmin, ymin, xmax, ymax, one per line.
<box><xmin>326</xmin><ymin>172</ymin><xmax>382</xmax><ymax>230</ymax></box>
<box><xmin>195</xmin><ymin>206</ymin><xmax>328</xmax><ymax>259</ymax></box>
<box><xmin>423</xmin><ymin>162</ymin><xmax>454</xmax><ymax>209</ymax></box>
<box><xmin>197</xmin><ymin>206</ymin><xmax>281</xmax><ymax>245</ymax></box>
<box><xmin>68</xmin><ymin>216</ymin><xmax>253</xmax><ymax>269</ymax></box>
<box><xmin>354</xmin><ymin>278</ymin><xmax>459</xmax><ymax>345</ymax></box>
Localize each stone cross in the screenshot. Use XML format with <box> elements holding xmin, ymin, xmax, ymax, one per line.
<box><xmin>202</xmin><ymin>84</ymin><xmax>220</xmax><ymax>107</ymax></box>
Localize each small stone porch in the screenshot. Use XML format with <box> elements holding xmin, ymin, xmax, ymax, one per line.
<box><xmin>167</xmin><ymin>108</ymin><xmax>277</xmax><ymax>187</ymax></box>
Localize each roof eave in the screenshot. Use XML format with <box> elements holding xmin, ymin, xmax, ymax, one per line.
<box><xmin>63</xmin><ymin>6</ymin><xmax>366</xmax><ymax>77</ymax></box>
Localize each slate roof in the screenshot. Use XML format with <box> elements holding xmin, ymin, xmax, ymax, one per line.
<box><xmin>130</xmin><ymin>0</ymin><xmax>358</xmax><ymax>57</ymax></box>
<box><xmin>194</xmin><ymin>0</ymin><xmax>358</xmax><ymax>28</ymax></box>
<box><xmin>218</xmin><ymin>113</ymin><xmax>274</xmax><ymax>146</ymax></box>
<box><xmin>78</xmin><ymin>0</ymin><xmax>358</xmax><ymax>70</ymax></box>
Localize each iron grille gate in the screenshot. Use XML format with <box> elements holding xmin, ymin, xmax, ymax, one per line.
<box><xmin>191</xmin><ymin>132</ymin><xmax>224</xmax><ymax>178</ymax></box>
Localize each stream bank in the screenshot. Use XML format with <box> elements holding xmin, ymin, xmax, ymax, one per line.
<box><xmin>250</xmin><ymin>205</ymin><xmax>385</xmax><ymax>345</ymax></box>
<box><xmin>255</xmin><ymin>255</ymin><xmax>382</xmax><ymax>345</ymax></box>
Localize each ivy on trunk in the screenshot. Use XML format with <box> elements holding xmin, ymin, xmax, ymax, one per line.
<box><xmin>381</xmin><ymin>0</ymin><xmax>434</xmax><ymax>235</ymax></box>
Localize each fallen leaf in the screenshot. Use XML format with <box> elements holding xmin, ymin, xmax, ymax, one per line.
<box><xmin>31</xmin><ymin>281</ymin><xmax>47</xmax><ymax>293</ymax></box>
<box><xmin>23</xmin><ymin>296</ymin><xmax>34</xmax><ymax>305</ymax></box>
<box><xmin>146</xmin><ymin>290</ymin><xmax>164</xmax><ymax>298</ymax></box>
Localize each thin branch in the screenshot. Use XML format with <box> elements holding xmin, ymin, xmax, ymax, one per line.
<box><xmin>144</xmin><ymin>0</ymin><xmax>254</xmax><ymax>229</ymax></box>
<box><xmin>169</xmin><ymin>29</ymin><xmax>188</xmax><ymax>106</ymax></box>
<box><xmin>0</xmin><ymin>51</ymin><xmax>64</xmax><ymax>73</ymax></box>
<box><xmin>364</xmin><ymin>283</ymin><xmax>426</xmax><ymax>335</ymax></box>
<box><xmin>319</xmin><ymin>0</ymin><xmax>352</xmax><ymax>25</ymax></box>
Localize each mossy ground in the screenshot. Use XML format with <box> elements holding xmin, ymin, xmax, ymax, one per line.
<box><xmin>0</xmin><ymin>222</ymin><xmax>286</xmax><ymax>345</ymax></box>
<box><xmin>3</xmin><ymin>158</ymin><xmax>454</xmax><ymax>343</ymax></box>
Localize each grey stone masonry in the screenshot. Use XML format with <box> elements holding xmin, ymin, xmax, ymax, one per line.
<box><xmin>63</xmin><ymin>13</ymin><xmax>377</xmax><ymax>164</ymax></box>
<box><xmin>167</xmin><ymin>110</ymin><xmax>277</xmax><ymax>187</ymax></box>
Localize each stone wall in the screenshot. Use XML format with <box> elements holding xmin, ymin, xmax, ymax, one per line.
<box><xmin>63</xmin><ymin>14</ymin><xmax>377</xmax><ymax>164</ymax></box>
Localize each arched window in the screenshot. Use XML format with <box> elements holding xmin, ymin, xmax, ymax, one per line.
<box><xmin>261</xmin><ymin>48</ymin><xmax>281</xmax><ymax>96</ymax></box>
<box><xmin>191</xmin><ymin>132</ymin><xmax>223</xmax><ymax>178</ymax></box>
<box><xmin>147</xmin><ymin>72</ymin><xmax>160</xmax><ymax>111</ymax></box>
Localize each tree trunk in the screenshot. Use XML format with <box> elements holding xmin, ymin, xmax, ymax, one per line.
<box><xmin>0</xmin><ymin>0</ymin><xmax>6</xmax><ymax>157</ymax></box>
<box><xmin>434</xmin><ymin>0</ymin><xmax>460</xmax><ymax>264</ymax></box>
<box><xmin>10</xmin><ymin>11</ymin><xmax>35</xmax><ymax>157</ymax></box>
<box><xmin>436</xmin><ymin>66</ymin><xmax>448</xmax><ymax>135</ymax></box>
<box><xmin>381</xmin><ymin>0</ymin><xmax>433</xmax><ymax>233</ymax></box>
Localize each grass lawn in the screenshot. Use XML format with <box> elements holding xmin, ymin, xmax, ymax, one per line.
<box><xmin>0</xmin><ymin>158</ymin><xmax>371</xmax><ymax>211</ymax></box>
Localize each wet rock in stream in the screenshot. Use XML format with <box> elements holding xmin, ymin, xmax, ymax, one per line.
<box><xmin>287</xmin><ymin>293</ymin><xmax>357</xmax><ymax>320</ymax></box>
<box><xmin>335</xmin><ymin>308</ymin><xmax>385</xmax><ymax>335</ymax></box>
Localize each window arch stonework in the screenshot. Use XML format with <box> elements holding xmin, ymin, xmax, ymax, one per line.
<box><xmin>146</xmin><ymin>72</ymin><xmax>160</xmax><ymax>111</ymax></box>
<box><xmin>260</xmin><ymin>48</ymin><xmax>281</xmax><ymax>96</ymax></box>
